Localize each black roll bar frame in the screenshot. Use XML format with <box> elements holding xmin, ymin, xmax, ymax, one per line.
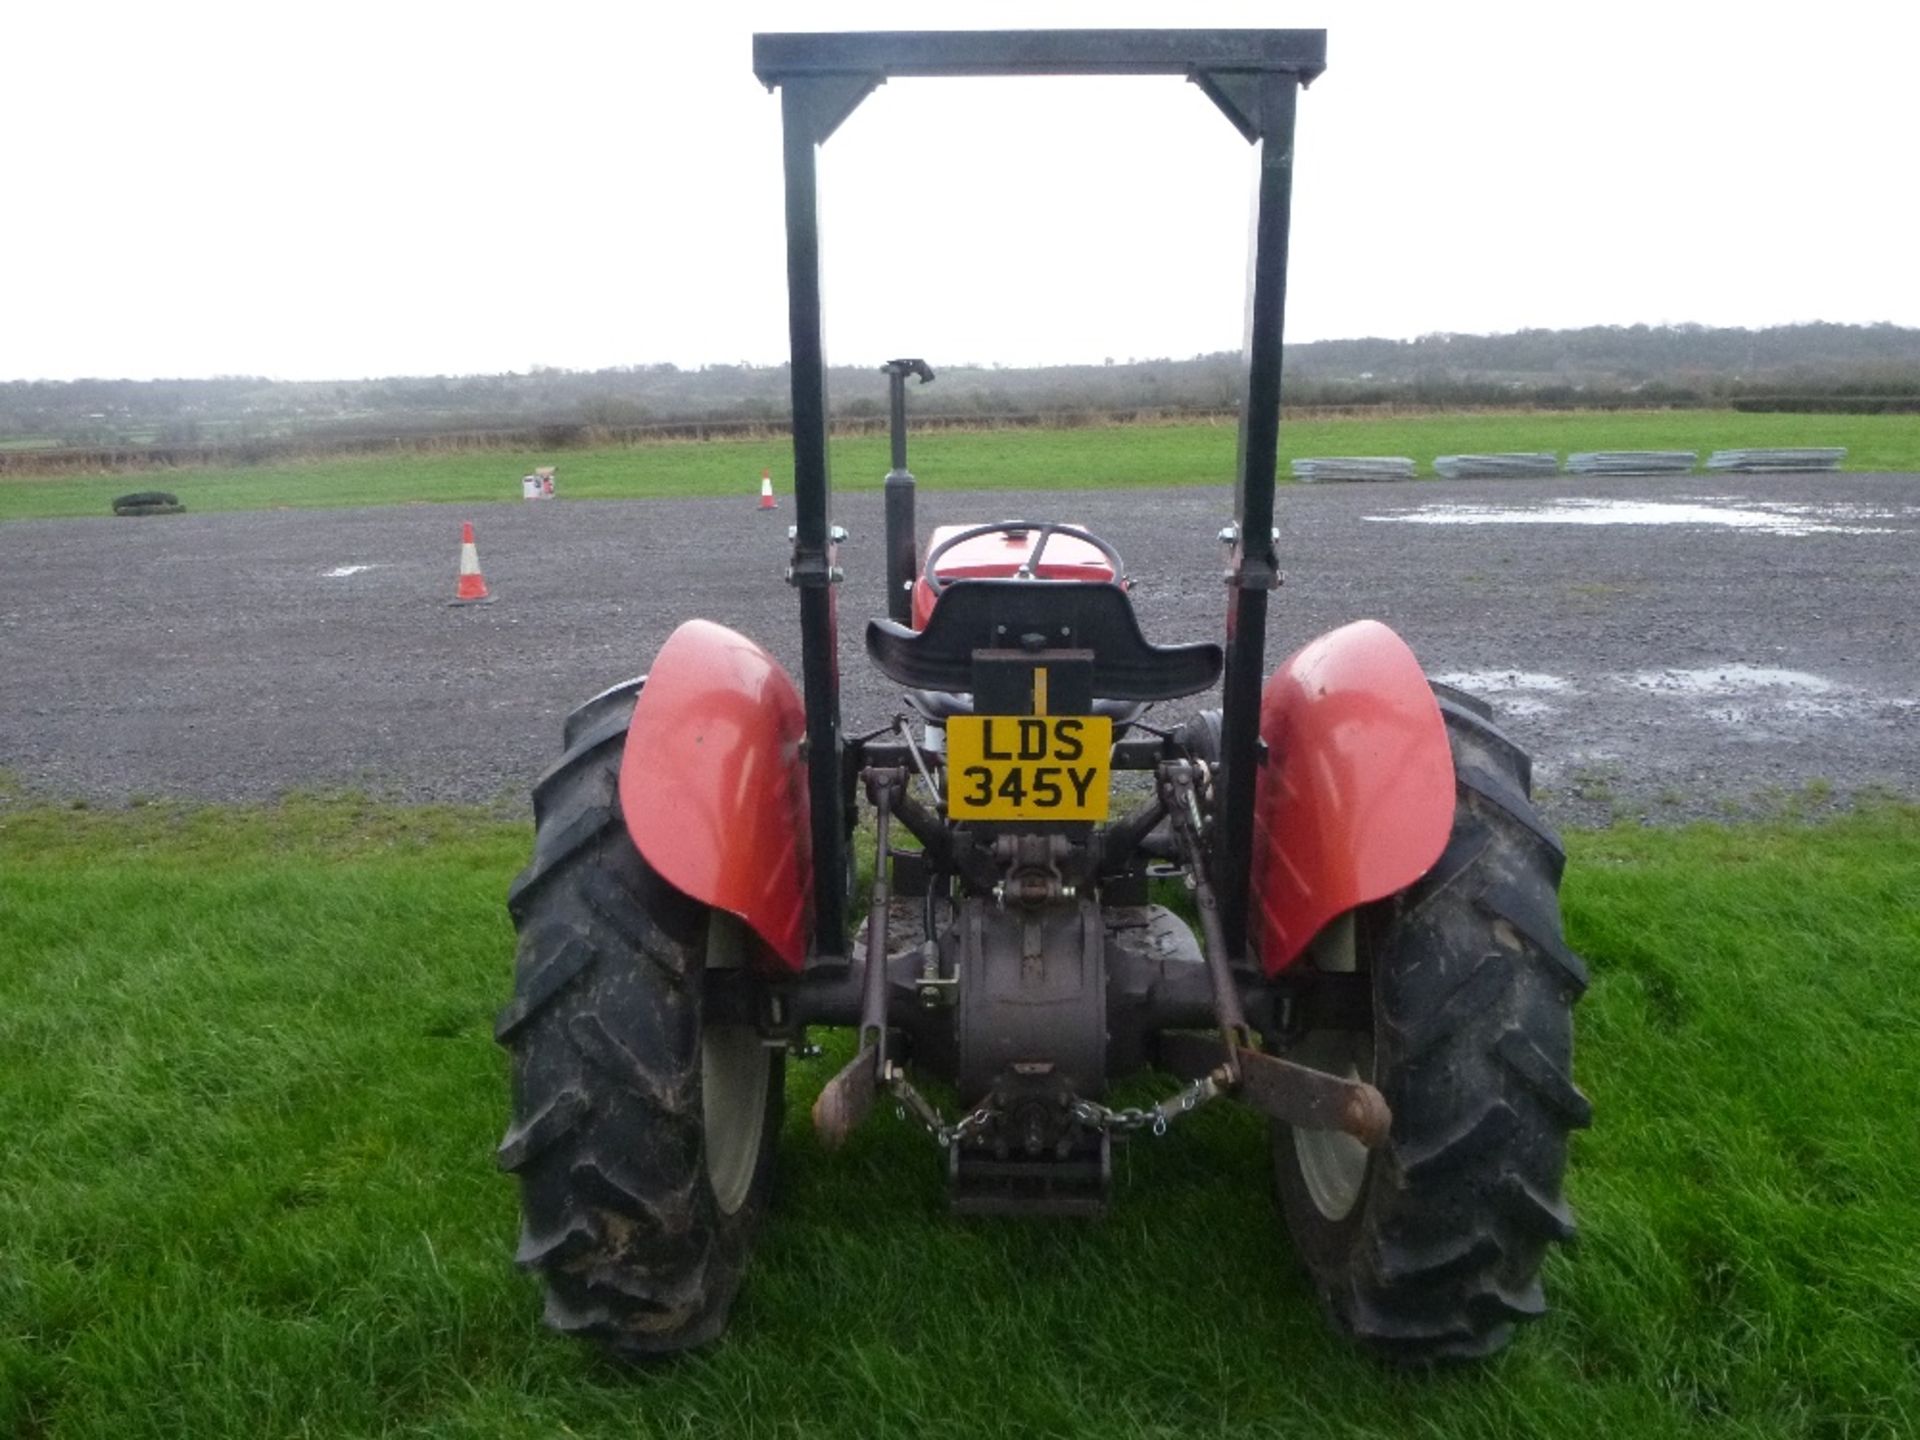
<box><xmin>753</xmin><ymin>29</ymin><xmax>1326</xmax><ymax>963</ymax></box>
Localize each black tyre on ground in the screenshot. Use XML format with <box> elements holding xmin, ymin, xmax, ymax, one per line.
<box><xmin>496</xmin><ymin>677</ymin><xmax>783</xmax><ymax>1357</ymax></box>
<box><xmin>1272</xmin><ymin>688</ymin><xmax>1591</xmax><ymax>1362</ymax></box>
<box><xmin>111</xmin><ymin>489</ymin><xmax>184</xmax><ymax>516</ymax></box>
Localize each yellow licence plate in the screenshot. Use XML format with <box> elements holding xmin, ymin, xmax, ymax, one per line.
<box><xmin>944</xmin><ymin>715</ymin><xmax>1112</xmax><ymax>821</ymax></box>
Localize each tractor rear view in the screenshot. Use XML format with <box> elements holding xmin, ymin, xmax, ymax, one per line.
<box><xmin>497</xmin><ymin>29</ymin><xmax>1588</xmax><ymax>1364</ymax></box>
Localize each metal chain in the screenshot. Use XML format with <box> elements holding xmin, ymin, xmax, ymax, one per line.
<box><xmin>886</xmin><ymin>1065</ymin><xmax>993</xmax><ymax>1149</ymax></box>
<box><xmin>1070</xmin><ymin>1072</ymin><xmax>1222</xmax><ymax>1139</ymax></box>
<box><xmin>886</xmin><ymin>1064</ymin><xmax>1222</xmax><ymax>1148</ymax></box>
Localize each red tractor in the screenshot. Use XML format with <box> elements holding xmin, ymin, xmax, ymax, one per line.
<box><xmin>497</xmin><ymin>29</ymin><xmax>1587</xmax><ymax>1364</ymax></box>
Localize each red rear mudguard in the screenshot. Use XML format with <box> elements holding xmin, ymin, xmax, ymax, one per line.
<box><xmin>619</xmin><ymin>620</ymin><xmax>812</xmax><ymax>972</ymax></box>
<box><xmin>1250</xmin><ymin>619</ymin><xmax>1456</xmax><ymax>975</ymax></box>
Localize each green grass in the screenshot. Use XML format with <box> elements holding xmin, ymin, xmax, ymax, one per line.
<box><xmin>4</xmin><ymin>410</ymin><xmax>1917</xmax><ymax>521</ymax></box>
<box><xmin>3</xmin><ymin>793</ymin><xmax>1918</xmax><ymax>1438</ymax></box>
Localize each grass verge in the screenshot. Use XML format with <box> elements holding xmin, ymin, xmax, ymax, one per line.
<box><xmin>3</xmin><ymin>409</ymin><xmax>1916</xmax><ymax>521</ymax></box>
<box><xmin>2</xmin><ymin>795</ymin><xmax>1917</xmax><ymax>1438</ymax></box>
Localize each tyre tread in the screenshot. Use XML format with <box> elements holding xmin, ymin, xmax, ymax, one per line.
<box><xmin>1275</xmin><ymin>685</ymin><xmax>1586</xmax><ymax>1364</ymax></box>
<box><xmin>497</xmin><ymin>679</ymin><xmax>779</xmax><ymax>1358</ymax></box>
<box><xmin>1434</xmin><ymin>693</ymin><xmax>1532</xmax><ymax>792</ymax></box>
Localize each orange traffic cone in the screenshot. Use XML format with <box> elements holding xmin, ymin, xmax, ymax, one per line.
<box><xmin>758</xmin><ymin>468</ymin><xmax>777</xmax><ymax>510</ymax></box>
<box><xmin>451</xmin><ymin>520</ymin><xmax>493</xmax><ymax>605</ymax></box>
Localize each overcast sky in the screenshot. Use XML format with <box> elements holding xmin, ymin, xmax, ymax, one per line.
<box><xmin>6</xmin><ymin>0</ymin><xmax>1915</xmax><ymax>383</ymax></box>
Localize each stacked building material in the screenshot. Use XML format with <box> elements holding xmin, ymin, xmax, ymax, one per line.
<box><xmin>1705</xmin><ymin>448</ymin><xmax>1847</xmax><ymax>472</ymax></box>
<box><xmin>1566</xmin><ymin>450</ymin><xmax>1697</xmax><ymax>475</ymax></box>
<box><xmin>1432</xmin><ymin>452</ymin><xmax>1559</xmax><ymax>479</ymax></box>
<box><xmin>1291</xmin><ymin>456</ymin><xmax>1418</xmax><ymax>483</ymax></box>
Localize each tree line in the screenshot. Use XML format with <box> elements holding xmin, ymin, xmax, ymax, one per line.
<box><xmin>5</xmin><ymin>322</ymin><xmax>1917</xmax><ymax>453</ymax></box>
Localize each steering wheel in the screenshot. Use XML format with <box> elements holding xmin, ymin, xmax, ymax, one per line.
<box><xmin>921</xmin><ymin>521</ymin><xmax>1127</xmax><ymax>595</ymax></box>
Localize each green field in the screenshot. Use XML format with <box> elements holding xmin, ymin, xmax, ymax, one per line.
<box><xmin>3</xmin><ymin>410</ymin><xmax>1917</xmax><ymax>522</ymax></box>
<box><xmin>3</xmin><ymin>792</ymin><xmax>1917</xmax><ymax>1438</ymax></box>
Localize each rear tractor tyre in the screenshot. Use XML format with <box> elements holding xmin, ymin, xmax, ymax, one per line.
<box><xmin>1272</xmin><ymin>691</ymin><xmax>1590</xmax><ymax>1362</ymax></box>
<box><xmin>496</xmin><ymin>681</ymin><xmax>782</xmax><ymax>1357</ymax></box>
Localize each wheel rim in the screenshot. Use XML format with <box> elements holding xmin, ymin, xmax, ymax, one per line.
<box><xmin>1291</xmin><ymin>913</ymin><xmax>1373</xmax><ymax>1223</ymax></box>
<box><xmin>703</xmin><ymin>915</ymin><xmax>770</xmax><ymax>1217</ymax></box>
<box><xmin>1293</xmin><ymin>1044</ymin><xmax>1373</xmax><ymax>1222</ymax></box>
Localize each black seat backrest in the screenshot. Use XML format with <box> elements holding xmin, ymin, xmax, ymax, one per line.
<box><xmin>865</xmin><ymin>580</ymin><xmax>1222</xmax><ymax>702</ymax></box>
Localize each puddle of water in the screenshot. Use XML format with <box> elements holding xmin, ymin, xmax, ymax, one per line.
<box><xmin>1624</xmin><ymin>665</ymin><xmax>1837</xmax><ymax>695</ymax></box>
<box><xmin>1614</xmin><ymin>664</ymin><xmax>1919</xmax><ymax>731</ymax></box>
<box><xmin>1701</xmin><ymin>700</ymin><xmax>1859</xmax><ymax>726</ymax></box>
<box><xmin>324</xmin><ymin>564</ymin><xmax>377</xmax><ymax>578</ymax></box>
<box><xmin>1495</xmin><ymin>697</ymin><xmax>1555</xmax><ymax>718</ymax></box>
<box><xmin>1433</xmin><ymin>669</ymin><xmax>1573</xmax><ymax>694</ymax></box>
<box><xmin>1366</xmin><ymin>498</ymin><xmax>1898</xmax><ymax>536</ymax></box>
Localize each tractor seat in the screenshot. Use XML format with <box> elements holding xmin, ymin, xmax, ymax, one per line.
<box><xmin>865</xmin><ymin>580</ymin><xmax>1222</xmax><ymax>702</ymax></box>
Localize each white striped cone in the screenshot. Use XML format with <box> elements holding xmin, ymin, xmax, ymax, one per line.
<box><xmin>452</xmin><ymin>520</ymin><xmax>492</xmax><ymax>604</ymax></box>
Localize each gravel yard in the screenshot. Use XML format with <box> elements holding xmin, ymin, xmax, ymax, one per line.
<box><xmin>2</xmin><ymin>471</ymin><xmax>1915</xmax><ymax>825</ymax></box>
